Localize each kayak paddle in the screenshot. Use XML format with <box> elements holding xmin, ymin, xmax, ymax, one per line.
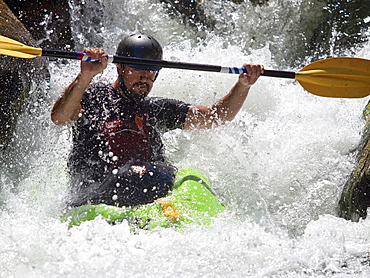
<box><xmin>1</xmin><ymin>35</ymin><xmax>369</xmax><ymax>98</ymax></box>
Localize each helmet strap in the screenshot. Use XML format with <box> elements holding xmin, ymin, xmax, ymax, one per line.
<box><xmin>119</xmin><ymin>73</ymin><xmax>137</xmax><ymax>103</ymax></box>
<box><xmin>154</xmin><ymin>72</ymin><xmax>159</xmax><ymax>82</ymax></box>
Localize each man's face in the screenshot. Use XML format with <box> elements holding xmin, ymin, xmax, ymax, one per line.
<box><xmin>120</xmin><ymin>65</ymin><xmax>158</xmax><ymax>101</ymax></box>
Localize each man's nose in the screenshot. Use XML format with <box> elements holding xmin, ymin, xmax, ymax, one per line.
<box><xmin>139</xmin><ymin>71</ymin><xmax>155</xmax><ymax>82</ymax></box>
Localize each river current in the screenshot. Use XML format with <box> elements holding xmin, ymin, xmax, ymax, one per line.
<box><xmin>1</xmin><ymin>0</ymin><xmax>370</xmax><ymax>277</ymax></box>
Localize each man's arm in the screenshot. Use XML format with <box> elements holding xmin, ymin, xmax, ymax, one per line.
<box><xmin>183</xmin><ymin>64</ymin><xmax>264</xmax><ymax>129</ymax></box>
<box><xmin>51</xmin><ymin>48</ymin><xmax>108</xmax><ymax>125</ymax></box>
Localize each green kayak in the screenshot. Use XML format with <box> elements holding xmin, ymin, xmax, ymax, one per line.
<box><xmin>61</xmin><ymin>168</ymin><xmax>225</xmax><ymax>230</ymax></box>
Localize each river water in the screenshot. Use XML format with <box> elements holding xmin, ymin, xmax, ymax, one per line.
<box><xmin>1</xmin><ymin>0</ymin><xmax>370</xmax><ymax>277</ymax></box>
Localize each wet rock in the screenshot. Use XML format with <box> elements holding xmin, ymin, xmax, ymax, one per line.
<box><xmin>4</xmin><ymin>0</ymin><xmax>74</xmax><ymax>50</ymax></box>
<box><xmin>307</xmin><ymin>0</ymin><xmax>370</xmax><ymax>63</ymax></box>
<box><xmin>158</xmin><ymin>0</ymin><xmax>268</xmax><ymax>32</ymax></box>
<box><xmin>338</xmin><ymin>103</ymin><xmax>370</xmax><ymax>222</ymax></box>
<box><xmin>159</xmin><ymin>0</ymin><xmax>214</xmax><ymax>30</ymax></box>
<box><xmin>68</xmin><ymin>0</ymin><xmax>104</xmax><ymax>49</ymax></box>
<box><xmin>0</xmin><ymin>0</ymin><xmax>49</xmax><ymax>148</ymax></box>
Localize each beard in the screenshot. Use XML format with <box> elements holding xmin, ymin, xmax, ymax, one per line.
<box><xmin>119</xmin><ymin>73</ymin><xmax>154</xmax><ymax>104</ymax></box>
<box><xmin>133</xmin><ymin>82</ymin><xmax>150</xmax><ymax>94</ymax></box>
<box><xmin>126</xmin><ymin>82</ymin><xmax>150</xmax><ymax>103</ymax></box>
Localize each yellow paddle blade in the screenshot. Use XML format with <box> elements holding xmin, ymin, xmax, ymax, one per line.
<box><xmin>296</xmin><ymin>57</ymin><xmax>370</xmax><ymax>98</ymax></box>
<box><xmin>0</xmin><ymin>49</ymin><xmax>38</xmax><ymax>58</ymax></box>
<box><xmin>0</xmin><ymin>35</ymin><xmax>25</xmax><ymax>46</ymax></box>
<box><xmin>0</xmin><ymin>35</ymin><xmax>42</xmax><ymax>58</ymax></box>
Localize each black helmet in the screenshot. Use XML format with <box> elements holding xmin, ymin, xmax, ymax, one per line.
<box><xmin>116</xmin><ymin>34</ymin><xmax>163</xmax><ymax>71</ymax></box>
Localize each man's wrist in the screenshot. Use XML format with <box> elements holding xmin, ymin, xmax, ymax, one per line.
<box><xmin>236</xmin><ymin>80</ymin><xmax>251</xmax><ymax>91</ymax></box>
<box><xmin>78</xmin><ymin>72</ymin><xmax>95</xmax><ymax>84</ymax></box>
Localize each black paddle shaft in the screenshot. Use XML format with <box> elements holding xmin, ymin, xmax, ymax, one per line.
<box><xmin>42</xmin><ymin>49</ymin><xmax>296</xmax><ymax>79</ymax></box>
<box><xmin>263</xmin><ymin>69</ymin><xmax>295</xmax><ymax>79</ymax></box>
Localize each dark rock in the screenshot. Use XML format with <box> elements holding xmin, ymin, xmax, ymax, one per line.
<box><xmin>0</xmin><ymin>0</ymin><xmax>49</xmax><ymax>148</ymax></box>
<box><xmin>4</xmin><ymin>0</ymin><xmax>74</xmax><ymax>50</ymax></box>
<box><xmin>338</xmin><ymin>103</ymin><xmax>370</xmax><ymax>222</ymax></box>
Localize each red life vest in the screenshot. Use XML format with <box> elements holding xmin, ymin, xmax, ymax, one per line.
<box><xmin>99</xmin><ymin>115</ymin><xmax>151</xmax><ymax>166</ymax></box>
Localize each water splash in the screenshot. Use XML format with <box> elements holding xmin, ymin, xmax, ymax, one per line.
<box><xmin>1</xmin><ymin>0</ymin><xmax>370</xmax><ymax>276</ymax></box>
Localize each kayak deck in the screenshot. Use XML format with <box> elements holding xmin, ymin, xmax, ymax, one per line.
<box><xmin>61</xmin><ymin>168</ymin><xmax>225</xmax><ymax>230</ymax></box>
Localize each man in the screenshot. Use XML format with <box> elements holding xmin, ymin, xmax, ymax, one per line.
<box><xmin>51</xmin><ymin>34</ymin><xmax>264</xmax><ymax>208</ymax></box>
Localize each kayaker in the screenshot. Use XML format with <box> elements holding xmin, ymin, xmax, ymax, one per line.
<box><xmin>51</xmin><ymin>34</ymin><xmax>264</xmax><ymax>208</ymax></box>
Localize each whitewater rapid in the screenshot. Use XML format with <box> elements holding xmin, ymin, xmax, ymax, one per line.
<box><xmin>1</xmin><ymin>0</ymin><xmax>370</xmax><ymax>277</ymax></box>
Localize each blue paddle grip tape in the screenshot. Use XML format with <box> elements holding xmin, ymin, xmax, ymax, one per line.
<box><xmin>228</xmin><ymin>67</ymin><xmax>247</xmax><ymax>74</ymax></box>
<box><xmin>82</xmin><ymin>54</ymin><xmax>110</xmax><ymax>62</ymax></box>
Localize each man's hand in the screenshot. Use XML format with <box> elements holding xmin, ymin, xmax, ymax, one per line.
<box><xmin>81</xmin><ymin>48</ymin><xmax>108</xmax><ymax>79</ymax></box>
<box><xmin>238</xmin><ymin>64</ymin><xmax>264</xmax><ymax>88</ymax></box>
<box><xmin>51</xmin><ymin>48</ymin><xmax>108</xmax><ymax>125</ymax></box>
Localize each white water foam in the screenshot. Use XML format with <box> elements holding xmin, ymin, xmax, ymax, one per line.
<box><xmin>1</xmin><ymin>0</ymin><xmax>370</xmax><ymax>277</ymax></box>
